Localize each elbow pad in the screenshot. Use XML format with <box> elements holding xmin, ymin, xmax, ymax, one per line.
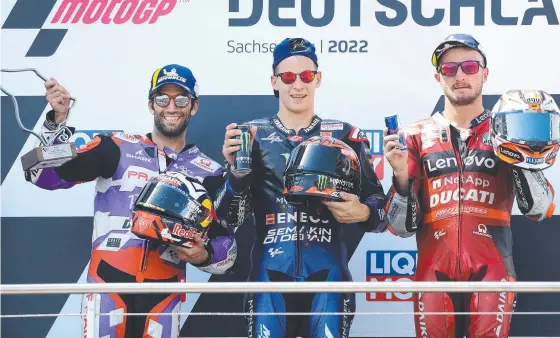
<box><xmin>512</xmin><ymin>167</ymin><xmax>555</xmax><ymax>221</ymax></box>
<box><xmin>386</xmin><ymin>193</ymin><xmax>416</xmax><ymax>238</ymax></box>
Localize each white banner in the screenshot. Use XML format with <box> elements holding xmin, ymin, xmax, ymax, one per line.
<box><xmin>2</xmin><ymin>1</ymin><xmax>559</xmax><ymax>337</ymax></box>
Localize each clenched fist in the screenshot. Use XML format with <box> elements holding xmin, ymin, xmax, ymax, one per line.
<box><xmin>383</xmin><ymin>128</ymin><xmax>409</xmax><ymax>195</ymax></box>
<box><xmin>172</xmin><ymin>234</ymin><xmax>210</xmax><ymax>265</ymax></box>
<box><xmin>222</xmin><ymin>122</ymin><xmax>243</xmax><ymax>165</ymax></box>
<box><xmin>44</xmin><ymin>77</ymin><xmax>71</xmax><ymax>124</ymax></box>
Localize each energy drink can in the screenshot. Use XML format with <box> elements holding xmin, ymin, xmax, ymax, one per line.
<box><xmin>233</xmin><ymin>124</ymin><xmax>252</xmax><ymax>175</ymax></box>
<box><xmin>385</xmin><ymin>114</ymin><xmax>407</xmax><ymax>150</ymax></box>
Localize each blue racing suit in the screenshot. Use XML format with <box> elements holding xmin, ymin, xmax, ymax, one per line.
<box><xmin>226</xmin><ymin>115</ymin><xmax>387</xmax><ymax>338</ymax></box>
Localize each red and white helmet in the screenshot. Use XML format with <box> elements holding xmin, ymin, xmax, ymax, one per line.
<box><xmin>490</xmin><ymin>90</ymin><xmax>560</xmax><ymax>170</ymax></box>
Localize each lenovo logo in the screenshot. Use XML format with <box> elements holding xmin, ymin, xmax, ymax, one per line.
<box><xmin>500</xmin><ymin>147</ymin><xmax>522</xmax><ymax>161</ymax></box>
<box><xmin>423</xmin><ymin>150</ymin><xmax>498</xmax><ymax>178</ymax></box>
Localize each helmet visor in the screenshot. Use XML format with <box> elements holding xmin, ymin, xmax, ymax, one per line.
<box><xmin>285</xmin><ymin>144</ymin><xmax>359</xmax><ymax>180</ymax></box>
<box><xmin>135</xmin><ymin>180</ymin><xmax>208</xmax><ymax>226</ymax></box>
<box><xmin>493</xmin><ymin>111</ymin><xmax>560</xmax><ymax>145</ymax></box>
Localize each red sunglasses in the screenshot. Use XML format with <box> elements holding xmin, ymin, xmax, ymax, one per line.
<box><xmin>438</xmin><ymin>60</ymin><xmax>483</xmax><ymax>77</ymax></box>
<box><xmin>276</xmin><ymin>70</ymin><xmax>318</xmax><ymax>84</ymax></box>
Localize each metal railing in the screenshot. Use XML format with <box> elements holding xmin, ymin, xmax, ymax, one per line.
<box><xmin>3</xmin><ymin>281</ymin><xmax>560</xmax><ymax>295</ymax></box>
<box><xmin>3</xmin><ymin>281</ymin><xmax>559</xmax><ymax>338</ymax></box>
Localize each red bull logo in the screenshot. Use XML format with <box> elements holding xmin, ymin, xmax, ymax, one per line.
<box><xmin>171</xmin><ymin>223</ymin><xmax>201</xmax><ymax>240</ymax></box>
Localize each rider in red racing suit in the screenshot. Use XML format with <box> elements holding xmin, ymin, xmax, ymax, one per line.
<box><xmin>383</xmin><ymin>33</ymin><xmax>556</xmax><ymax>338</ymax></box>
<box><xmin>384</xmin><ymin>110</ymin><xmax>555</xmax><ymax>337</ymax></box>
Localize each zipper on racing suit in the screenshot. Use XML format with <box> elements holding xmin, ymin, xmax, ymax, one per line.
<box><xmin>286</xmin><ymin>123</ymin><xmax>318</xmax><ymax>278</ymax></box>
<box><xmin>296</xmin><ymin>210</ymin><xmax>302</xmax><ymax>276</ymax></box>
<box><xmin>451</xmin><ymin>127</ymin><xmax>470</xmax><ymax>277</ymax></box>
<box><xmin>286</xmin><ymin>131</ymin><xmax>304</xmax><ymax>278</ymax></box>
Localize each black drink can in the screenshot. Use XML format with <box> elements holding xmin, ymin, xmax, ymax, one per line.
<box><xmin>233</xmin><ymin>124</ymin><xmax>252</xmax><ymax>175</ymax></box>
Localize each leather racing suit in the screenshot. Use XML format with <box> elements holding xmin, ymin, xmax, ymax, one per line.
<box><xmin>384</xmin><ymin>111</ymin><xmax>556</xmax><ymax>338</ymax></box>
<box><xmin>227</xmin><ymin>115</ymin><xmax>387</xmax><ymax>338</ymax></box>
<box><xmin>25</xmin><ymin>111</ymin><xmax>242</xmax><ymax>338</ymax></box>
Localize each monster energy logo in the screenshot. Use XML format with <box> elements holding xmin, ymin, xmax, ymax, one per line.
<box><xmin>235</xmin><ymin>127</ymin><xmax>252</xmax><ymax>171</ymax></box>
<box><xmin>317</xmin><ymin>175</ymin><xmax>329</xmax><ymax>190</ymax></box>
<box><xmin>317</xmin><ymin>176</ymin><xmax>353</xmax><ymax>191</ymax></box>
<box><xmin>240</xmin><ymin>129</ymin><xmax>252</xmax><ymax>154</ymax></box>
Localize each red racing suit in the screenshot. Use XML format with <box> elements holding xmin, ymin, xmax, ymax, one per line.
<box><xmin>384</xmin><ymin>111</ymin><xmax>555</xmax><ymax>338</ymax></box>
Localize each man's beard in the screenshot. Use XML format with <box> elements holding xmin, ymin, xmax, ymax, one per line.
<box><xmin>154</xmin><ymin>110</ymin><xmax>191</xmax><ymax>137</ymax></box>
<box><xmin>445</xmin><ymin>80</ymin><xmax>483</xmax><ymax>106</ymax></box>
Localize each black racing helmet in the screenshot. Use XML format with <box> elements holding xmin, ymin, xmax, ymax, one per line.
<box><xmin>131</xmin><ymin>171</ymin><xmax>215</xmax><ymax>248</ymax></box>
<box><xmin>283</xmin><ymin>136</ymin><xmax>361</xmax><ymax>208</ymax></box>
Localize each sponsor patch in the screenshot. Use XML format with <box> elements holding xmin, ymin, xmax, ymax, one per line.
<box><xmin>349</xmin><ymin>126</ymin><xmax>368</xmax><ymax>143</ymax></box>
<box><xmin>98</xmin><ymin>233</ymin><xmax>132</xmax><ymax>252</ymax></box>
<box><xmin>160</xmin><ymin>247</ymin><xmax>181</xmax><ymax>264</ymax></box>
<box><xmin>473</xmin><ymin>224</ymin><xmax>492</xmax><ymax>238</ymax></box>
<box><xmin>114</xmin><ymin>132</ymin><xmax>140</xmax><ymax>144</ymax></box>
<box><xmin>191</xmin><ymin>156</ymin><xmax>221</xmax><ymax>173</ymax></box>
<box><xmin>321</xmin><ymin>123</ymin><xmax>343</xmax><ymax>131</ymax></box>
<box><xmin>482</xmin><ymin>132</ymin><xmax>492</xmax><ymax>146</ymax></box>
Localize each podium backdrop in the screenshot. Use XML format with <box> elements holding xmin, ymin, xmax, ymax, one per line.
<box><xmin>2</xmin><ymin>0</ymin><xmax>560</xmax><ymax>337</ymax></box>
